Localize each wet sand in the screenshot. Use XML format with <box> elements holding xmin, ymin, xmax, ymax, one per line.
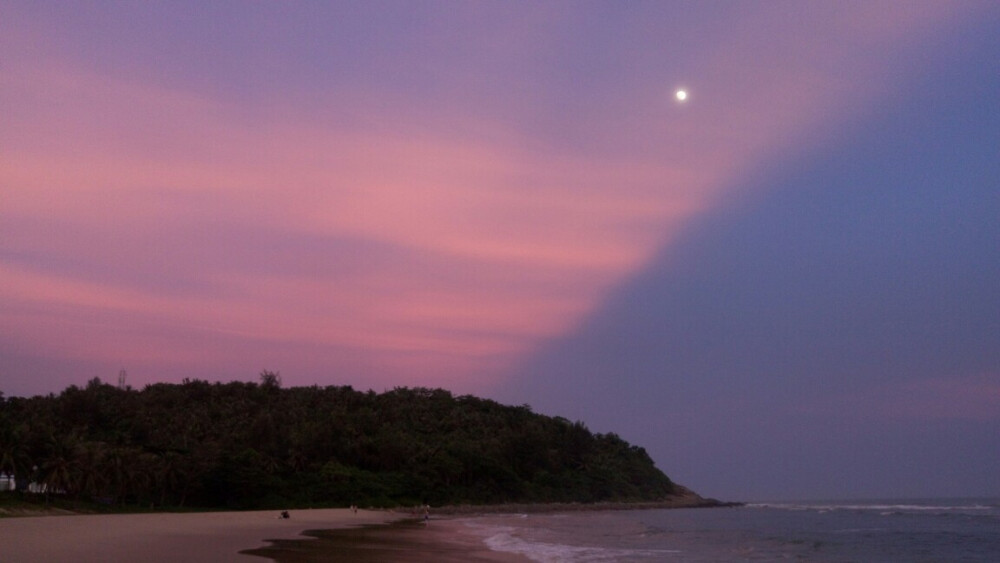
<box><xmin>0</xmin><ymin>508</ymin><xmax>394</xmax><ymax>562</ymax></box>
<box><xmin>243</xmin><ymin>518</ymin><xmax>529</xmax><ymax>562</ymax></box>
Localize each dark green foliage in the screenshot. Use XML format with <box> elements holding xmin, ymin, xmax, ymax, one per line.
<box><xmin>0</xmin><ymin>377</ymin><xmax>675</xmax><ymax>509</ymax></box>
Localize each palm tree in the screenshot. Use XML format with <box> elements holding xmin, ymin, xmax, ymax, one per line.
<box><xmin>0</xmin><ymin>423</ymin><xmax>31</xmax><ymax>491</ymax></box>
<box><xmin>39</xmin><ymin>430</ymin><xmax>81</xmax><ymax>498</ymax></box>
<box><xmin>154</xmin><ymin>451</ymin><xmax>183</xmax><ymax>506</ymax></box>
<box><xmin>74</xmin><ymin>441</ymin><xmax>108</xmax><ymax>500</ymax></box>
<box><xmin>103</xmin><ymin>445</ymin><xmax>134</xmax><ymax>504</ymax></box>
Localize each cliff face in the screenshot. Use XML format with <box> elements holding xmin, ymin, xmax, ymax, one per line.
<box><xmin>664</xmin><ymin>484</ymin><xmax>735</xmax><ymax>507</ymax></box>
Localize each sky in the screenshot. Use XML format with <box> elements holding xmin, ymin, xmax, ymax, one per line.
<box><xmin>2</xmin><ymin>1</ymin><xmax>998</xmax><ymax>501</ymax></box>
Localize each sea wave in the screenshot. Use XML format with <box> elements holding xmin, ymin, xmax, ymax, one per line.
<box><xmin>460</xmin><ymin>502</ymin><xmax>1000</xmax><ymax>562</ymax></box>
<box><xmin>482</xmin><ymin>528</ymin><xmax>680</xmax><ymax>562</ymax></box>
<box><xmin>747</xmin><ymin>501</ymin><xmax>997</xmax><ymax>515</ymax></box>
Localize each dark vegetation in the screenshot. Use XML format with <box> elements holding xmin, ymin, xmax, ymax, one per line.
<box><xmin>0</xmin><ymin>372</ymin><xmax>675</xmax><ymax>510</ymax></box>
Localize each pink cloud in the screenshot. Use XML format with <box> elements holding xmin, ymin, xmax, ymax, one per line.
<box><xmin>1</xmin><ymin>2</ymin><xmax>988</xmax><ymax>392</ymax></box>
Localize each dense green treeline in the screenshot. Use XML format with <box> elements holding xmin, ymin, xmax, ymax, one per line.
<box><xmin>0</xmin><ymin>374</ymin><xmax>675</xmax><ymax>509</ymax></box>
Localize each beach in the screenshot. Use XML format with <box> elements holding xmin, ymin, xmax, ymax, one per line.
<box><xmin>4</xmin><ymin>500</ymin><xmax>996</xmax><ymax>561</ymax></box>
<box><xmin>0</xmin><ymin>496</ymin><xmax>720</xmax><ymax>562</ymax></box>
<box><xmin>244</xmin><ymin>517</ymin><xmax>529</xmax><ymax>562</ymax></box>
<box><xmin>0</xmin><ymin>508</ymin><xmax>397</xmax><ymax>562</ymax></box>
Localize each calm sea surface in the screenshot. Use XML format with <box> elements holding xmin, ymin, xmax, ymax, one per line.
<box><xmin>457</xmin><ymin>498</ymin><xmax>1000</xmax><ymax>562</ymax></box>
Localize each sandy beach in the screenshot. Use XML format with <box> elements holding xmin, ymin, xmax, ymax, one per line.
<box><xmin>245</xmin><ymin>517</ymin><xmax>530</xmax><ymax>562</ymax></box>
<box><xmin>0</xmin><ymin>496</ymin><xmax>725</xmax><ymax>562</ymax></box>
<box><xmin>0</xmin><ymin>508</ymin><xmax>395</xmax><ymax>562</ymax></box>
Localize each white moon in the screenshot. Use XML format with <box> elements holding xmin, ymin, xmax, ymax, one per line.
<box><xmin>675</xmin><ymin>89</ymin><xmax>688</xmax><ymax>102</ymax></box>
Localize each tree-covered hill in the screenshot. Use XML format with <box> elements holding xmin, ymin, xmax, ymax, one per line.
<box><xmin>0</xmin><ymin>374</ymin><xmax>677</xmax><ymax>509</ymax></box>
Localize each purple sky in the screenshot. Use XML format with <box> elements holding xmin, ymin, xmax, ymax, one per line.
<box><xmin>2</xmin><ymin>1</ymin><xmax>998</xmax><ymax>500</ymax></box>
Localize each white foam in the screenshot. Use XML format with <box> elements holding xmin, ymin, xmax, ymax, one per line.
<box><xmin>482</xmin><ymin>530</ymin><xmax>680</xmax><ymax>562</ymax></box>
<box><xmin>749</xmin><ymin>502</ymin><xmax>995</xmax><ymax>514</ymax></box>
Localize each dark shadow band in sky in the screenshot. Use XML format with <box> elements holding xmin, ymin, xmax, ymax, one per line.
<box><xmin>501</xmin><ymin>16</ymin><xmax>1000</xmax><ymax>500</ymax></box>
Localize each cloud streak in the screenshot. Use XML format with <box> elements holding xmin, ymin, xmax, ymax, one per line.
<box><xmin>1</xmin><ymin>1</ymin><xmax>993</xmax><ymax>405</ymax></box>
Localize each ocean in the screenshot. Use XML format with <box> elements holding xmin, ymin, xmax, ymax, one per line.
<box><xmin>459</xmin><ymin>498</ymin><xmax>1000</xmax><ymax>562</ymax></box>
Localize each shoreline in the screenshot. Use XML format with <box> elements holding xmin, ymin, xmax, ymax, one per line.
<box><xmin>243</xmin><ymin>497</ymin><xmax>742</xmax><ymax>563</ymax></box>
<box><xmin>243</xmin><ymin>518</ymin><xmax>530</xmax><ymax>562</ymax></box>
<box><xmin>0</xmin><ymin>493</ymin><xmax>740</xmax><ymax>562</ymax></box>
<box><xmin>428</xmin><ymin>485</ymin><xmax>742</xmax><ymax>515</ymax></box>
<box><xmin>0</xmin><ymin>484</ymin><xmax>740</xmax><ymax>520</ymax></box>
<box><xmin>428</xmin><ymin>499</ymin><xmax>742</xmax><ymax>516</ymax></box>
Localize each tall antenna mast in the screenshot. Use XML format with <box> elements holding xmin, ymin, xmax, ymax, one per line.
<box><xmin>118</xmin><ymin>368</ymin><xmax>127</xmax><ymax>390</ymax></box>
